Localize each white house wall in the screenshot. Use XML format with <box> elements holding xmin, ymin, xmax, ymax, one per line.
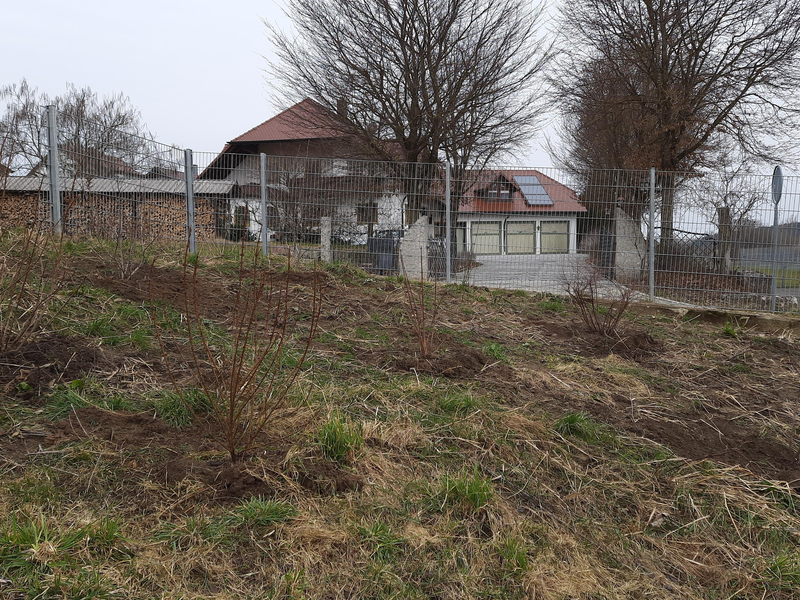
<box><xmin>227</xmin><ymin>155</ymin><xmax>261</xmax><ymax>185</ymax></box>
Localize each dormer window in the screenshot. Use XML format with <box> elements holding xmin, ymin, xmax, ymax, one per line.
<box><xmin>485</xmin><ymin>182</ymin><xmax>512</xmax><ymax>200</ymax></box>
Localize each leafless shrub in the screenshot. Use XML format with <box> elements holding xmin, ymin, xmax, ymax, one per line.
<box><xmin>454</xmin><ymin>250</ymin><xmax>479</xmax><ymax>285</ymax></box>
<box><xmin>564</xmin><ymin>265</ymin><xmax>632</xmax><ymax>338</ymax></box>
<box><xmin>400</xmin><ymin>256</ymin><xmax>440</xmax><ymax>358</ymax></box>
<box><xmin>152</xmin><ymin>246</ymin><xmax>321</xmax><ymax>462</ymax></box>
<box><xmin>0</xmin><ymin>223</ymin><xmax>74</xmax><ymax>354</ymax></box>
<box><xmin>104</xmin><ymin>222</ymin><xmax>160</xmax><ymax>281</ymax></box>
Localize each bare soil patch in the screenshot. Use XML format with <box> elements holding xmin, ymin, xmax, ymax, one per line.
<box><xmin>0</xmin><ymin>334</ymin><xmax>110</xmax><ymax>398</ymax></box>
<box><xmin>36</xmin><ymin>406</ymin><xmax>362</xmax><ymax>501</ymax></box>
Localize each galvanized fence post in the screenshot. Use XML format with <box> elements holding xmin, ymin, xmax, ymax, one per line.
<box><xmin>649</xmin><ymin>167</ymin><xmax>655</xmax><ymax>302</ymax></box>
<box><xmin>445</xmin><ymin>162</ymin><xmax>451</xmax><ymax>284</ymax></box>
<box><xmin>184</xmin><ymin>149</ymin><xmax>197</xmax><ymax>254</ymax></box>
<box><xmin>260</xmin><ymin>153</ymin><xmax>269</xmax><ymax>257</ymax></box>
<box><xmin>46</xmin><ymin>105</ymin><xmax>62</xmax><ymax>233</ymax></box>
<box><xmin>770</xmin><ymin>166</ymin><xmax>783</xmax><ymax>313</ymax></box>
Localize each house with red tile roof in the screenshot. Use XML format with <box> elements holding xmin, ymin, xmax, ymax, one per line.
<box><xmin>199</xmin><ymin>101</ymin><xmax>585</xmax><ymax>253</ymax></box>
<box><xmin>199</xmin><ymin>99</ymin><xmax>445</xmax><ymax>242</ymax></box>
<box><xmin>455</xmin><ymin>169</ymin><xmax>586</xmax><ymax>255</ymax></box>
<box><xmin>200</xmin><ymin>98</ymin><xmax>358</xmax><ymax>183</ymax></box>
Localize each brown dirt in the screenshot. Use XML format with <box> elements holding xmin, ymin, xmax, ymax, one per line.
<box><xmin>295</xmin><ymin>460</ymin><xmax>364</xmax><ymax>494</ymax></box>
<box><xmin>45</xmin><ymin>406</ymin><xmax>214</xmax><ymax>450</ymax></box>
<box><xmin>0</xmin><ymin>334</ymin><xmax>111</xmax><ymax>398</ymax></box>
<box><xmin>534</xmin><ymin>319</ymin><xmax>661</xmax><ymax>360</ymax></box>
<box><xmin>626</xmin><ymin>414</ymin><xmax>800</xmax><ymax>484</ymax></box>
<box><xmin>84</xmin><ymin>257</ymin><xmax>329</xmax><ymax>323</ymax></box>
<box><xmin>90</xmin><ymin>262</ymin><xmax>236</xmax><ymax>321</ymax></box>
<box><xmin>377</xmin><ymin>342</ymin><xmax>492</xmax><ymax>378</ymax></box>
<box><xmin>6</xmin><ymin>254</ymin><xmax>796</xmax><ymax>491</ymax></box>
<box><xmin>19</xmin><ymin>405</ymin><xmax>364</xmax><ymax>500</ymax></box>
<box><xmin>524</xmin><ymin>322</ymin><xmax>800</xmax><ymax>484</ymax></box>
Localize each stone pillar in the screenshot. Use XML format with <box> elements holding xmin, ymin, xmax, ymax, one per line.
<box><xmin>614</xmin><ymin>207</ymin><xmax>647</xmax><ymax>283</ymax></box>
<box><xmin>320</xmin><ymin>216</ymin><xmax>332</xmax><ymax>262</ymax></box>
<box><xmin>399</xmin><ymin>215</ymin><xmax>433</xmax><ymax>280</ymax></box>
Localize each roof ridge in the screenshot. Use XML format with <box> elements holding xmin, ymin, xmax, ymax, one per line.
<box><xmin>229</xmin><ymin>98</ymin><xmax>336</xmax><ymax>144</ymax></box>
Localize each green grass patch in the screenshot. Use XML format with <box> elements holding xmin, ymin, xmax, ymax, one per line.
<box><xmin>0</xmin><ymin>513</ymin><xmax>123</xmax><ymax>599</ymax></box>
<box><xmin>223</xmin><ymin>497</ymin><xmax>297</xmax><ymax>529</ymax></box>
<box><xmin>357</xmin><ymin>521</ymin><xmax>406</xmax><ymax>560</ymax></box>
<box><xmin>151</xmin><ymin>388</ymin><xmax>210</xmax><ymax>428</ymax></box>
<box><xmin>428</xmin><ymin>467</ymin><xmax>493</xmax><ymax>513</ymax></box>
<box><xmin>554</xmin><ymin>411</ymin><xmax>611</xmax><ymax>445</ymax></box>
<box><xmin>318</xmin><ymin>413</ymin><xmax>363</xmax><ymax>464</ymax></box>
<box><xmin>536</xmin><ymin>295</ymin><xmax>568</xmax><ymax>313</ymax></box>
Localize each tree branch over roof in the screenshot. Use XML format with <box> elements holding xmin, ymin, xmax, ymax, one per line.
<box><xmin>264</xmin><ymin>0</ymin><xmax>553</xmax><ymax>171</ymax></box>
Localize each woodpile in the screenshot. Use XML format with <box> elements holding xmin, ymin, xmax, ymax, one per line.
<box><xmin>0</xmin><ymin>190</ymin><xmax>229</xmax><ymax>241</ymax></box>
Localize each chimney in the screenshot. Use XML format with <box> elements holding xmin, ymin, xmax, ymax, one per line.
<box><xmin>336</xmin><ymin>97</ymin><xmax>348</xmax><ymax>118</ymax></box>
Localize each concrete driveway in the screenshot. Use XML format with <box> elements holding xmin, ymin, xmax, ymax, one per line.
<box><xmin>461</xmin><ymin>253</ymin><xmax>654</xmax><ymax>302</ymax></box>
<box><xmin>462</xmin><ymin>253</ymin><xmax>586</xmax><ymax>294</ymax></box>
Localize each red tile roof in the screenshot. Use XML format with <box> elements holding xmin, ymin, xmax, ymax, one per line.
<box><xmin>230</xmin><ymin>98</ymin><xmax>342</xmax><ymax>143</ymax></box>
<box><xmin>458</xmin><ymin>169</ymin><xmax>586</xmax><ymax>214</ymax></box>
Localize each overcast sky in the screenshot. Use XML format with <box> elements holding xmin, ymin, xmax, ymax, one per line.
<box><xmin>2</xmin><ymin>0</ymin><xmax>555</xmax><ymax>166</ymax></box>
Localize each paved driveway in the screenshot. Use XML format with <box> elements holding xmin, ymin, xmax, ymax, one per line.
<box><xmin>461</xmin><ymin>253</ymin><xmax>658</xmax><ymax>302</ymax></box>
<box><xmin>463</xmin><ymin>253</ymin><xmax>586</xmax><ymax>294</ymax></box>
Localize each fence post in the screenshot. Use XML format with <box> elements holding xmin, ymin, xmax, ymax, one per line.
<box><xmin>260</xmin><ymin>153</ymin><xmax>269</xmax><ymax>257</ymax></box>
<box><xmin>648</xmin><ymin>167</ymin><xmax>656</xmax><ymax>302</ymax></box>
<box><xmin>46</xmin><ymin>105</ymin><xmax>62</xmax><ymax>233</ymax></box>
<box><xmin>445</xmin><ymin>162</ymin><xmax>451</xmax><ymax>284</ymax></box>
<box><xmin>770</xmin><ymin>201</ymin><xmax>780</xmax><ymax>313</ymax></box>
<box><xmin>184</xmin><ymin>149</ymin><xmax>196</xmax><ymax>254</ymax></box>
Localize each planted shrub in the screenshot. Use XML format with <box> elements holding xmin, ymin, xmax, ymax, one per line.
<box><xmin>0</xmin><ymin>224</ymin><xmax>75</xmax><ymax>353</ymax></box>
<box><xmin>399</xmin><ymin>255</ymin><xmax>441</xmax><ymax>358</ymax></box>
<box><xmin>152</xmin><ymin>244</ymin><xmax>321</xmax><ymax>462</ymax></box>
<box><xmin>564</xmin><ymin>265</ymin><xmax>632</xmax><ymax>338</ymax></box>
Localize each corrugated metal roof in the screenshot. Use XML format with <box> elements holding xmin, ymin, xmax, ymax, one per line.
<box><xmin>1</xmin><ymin>177</ymin><xmax>234</xmax><ymax>195</ymax></box>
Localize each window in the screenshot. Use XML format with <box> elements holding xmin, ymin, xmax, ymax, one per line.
<box><xmin>484</xmin><ymin>182</ymin><xmax>512</xmax><ymax>200</ymax></box>
<box><xmin>357</xmin><ymin>202</ymin><xmax>378</xmax><ymax>224</ymax></box>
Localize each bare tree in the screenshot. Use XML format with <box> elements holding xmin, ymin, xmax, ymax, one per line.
<box><xmin>266</xmin><ymin>0</ymin><xmax>552</xmax><ymax>237</ymax></box>
<box><xmin>686</xmin><ymin>147</ymin><xmax>769</xmax><ymax>273</ymax></box>
<box><xmin>555</xmin><ymin>0</ymin><xmax>800</xmax><ymax>249</ymax></box>
<box><xmin>1</xmin><ymin>79</ymin><xmax>164</xmax><ymax>178</ymax></box>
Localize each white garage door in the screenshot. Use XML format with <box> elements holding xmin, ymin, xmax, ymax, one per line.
<box><xmin>471</xmin><ymin>221</ymin><xmax>501</xmax><ymax>255</ymax></box>
<box><xmin>506</xmin><ymin>221</ymin><xmax>536</xmax><ymax>254</ymax></box>
<box><xmin>541</xmin><ymin>221</ymin><xmax>569</xmax><ymax>254</ymax></box>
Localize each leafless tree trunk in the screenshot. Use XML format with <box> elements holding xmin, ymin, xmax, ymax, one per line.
<box><xmin>554</xmin><ymin>0</ymin><xmax>800</xmax><ymax>245</ymax></box>
<box><xmin>266</xmin><ymin>0</ymin><xmax>552</xmax><ymax>235</ymax></box>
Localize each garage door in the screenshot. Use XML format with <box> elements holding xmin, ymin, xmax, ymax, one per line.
<box><xmin>506</xmin><ymin>221</ymin><xmax>536</xmax><ymax>254</ymax></box>
<box><xmin>471</xmin><ymin>221</ymin><xmax>501</xmax><ymax>255</ymax></box>
<box><xmin>541</xmin><ymin>221</ymin><xmax>569</xmax><ymax>254</ymax></box>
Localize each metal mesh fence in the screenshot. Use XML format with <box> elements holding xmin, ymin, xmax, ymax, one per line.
<box><xmin>193</xmin><ymin>151</ymin><xmax>446</xmax><ymax>275</ymax></box>
<box><xmin>51</xmin><ymin>107</ymin><xmax>194</xmax><ymax>243</ymax></box>
<box><xmin>2</xmin><ymin>106</ymin><xmax>799</xmax><ymax>313</ymax></box>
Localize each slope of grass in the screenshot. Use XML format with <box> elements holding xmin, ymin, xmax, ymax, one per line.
<box><xmin>1</xmin><ymin>237</ymin><xmax>799</xmax><ymax>599</ymax></box>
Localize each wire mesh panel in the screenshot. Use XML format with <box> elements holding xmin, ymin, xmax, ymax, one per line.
<box><xmin>651</xmin><ymin>170</ymin><xmax>800</xmax><ymax>311</ymax></box>
<box><xmin>46</xmin><ymin>107</ymin><xmax>196</xmax><ymax>244</ymax></box>
<box><xmin>2</xmin><ymin>108</ymin><xmax>799</xmax><ymax>313</ymax></box>
<box><xmin>194</xmin><ymin>152</ymin><xmax>445</xmax><ymax>276</ymax></box>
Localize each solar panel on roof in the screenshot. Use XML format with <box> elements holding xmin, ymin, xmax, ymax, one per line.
<box><xmin>513</xmin><ymin>175</ymin><xmax>553</xmax><ymax>206</ymax></box>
